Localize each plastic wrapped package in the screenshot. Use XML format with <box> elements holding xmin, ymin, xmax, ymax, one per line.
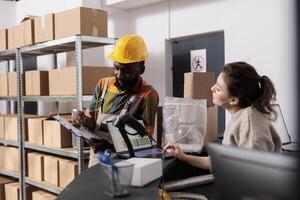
<box><xmin>163</xmin><ymin>97</ymin><xmax>207</xmax><ymax>152</ymax></box>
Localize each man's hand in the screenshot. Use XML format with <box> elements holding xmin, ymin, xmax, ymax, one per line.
<box><xmin>46</xmin><ymin>112</ymin><xmax>58</xmax><ymax>120</ymax></box>
<box><xmin>72</xmin><ymin>111</ymin><xmax>85</xmax><ymax>127</ymax></box>
<box><xmin>88</xmin><ymin>138</ymin><xmax>115</xmax><ymax>153</ymax></box>
<box><xmin>71</xmin><ymin>111</ymin><xmax>95</xmax><ymax>131</ymax></box>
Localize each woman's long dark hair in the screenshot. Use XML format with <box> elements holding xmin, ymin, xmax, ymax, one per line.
<box><xmin>222</xmin><ymin>62</ymin><xmax>277</xmax><ymax>120</ymax></box>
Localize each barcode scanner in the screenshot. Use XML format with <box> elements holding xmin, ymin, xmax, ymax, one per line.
<box><xmin>112</xmin><ymin>114</ymin><xmax>147</xmax><ymax>158</ymax></box>
<box><xmin>112</xmin><ymin>113</ymin><xmax>147</xmax><ymax>137</ymax></box>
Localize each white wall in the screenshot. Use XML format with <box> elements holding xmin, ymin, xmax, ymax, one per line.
<box><xmin>108</xmin><ymin>0</ymin><xmax>297</xmax><ymax>140</ymax></box>
<box><xmin>0</xmin><ymin>1</ymin><xmax>16</xmax><ymax>29</ymax></box>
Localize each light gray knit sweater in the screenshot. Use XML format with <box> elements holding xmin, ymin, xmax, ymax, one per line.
<box><xmin>222</xmin><ymin>106</ymin><xmax>282</xmax><ymax>152</ymax></box>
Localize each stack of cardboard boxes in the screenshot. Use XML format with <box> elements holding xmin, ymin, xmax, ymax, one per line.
<box><xmin>22</xmin><ymin>66</ymin><xmax>114</xmax><ymax>96</ymax></box>
<box><xmin>27</xmin><ymin>115</ymin><xmax>73</xmax><ymax>148</ymax></box>
<box><xmin>27</xmin><ymin>153</ymin><xmax>78</xmax><ymax>189</ymax></box>
<box><xmin>184</xmin><ymin>72</ymin><xmax>218</xmax><ymax>145</ymax></box>
<box><xmin>4</xmin><ymin>114</ymin><xmax>38</xmax><ymax>141</ymax></box>
<box><xmin>0</xmin><ymin>72</ymin><xmax>25</xmax><ymax>97</ymax></box>
<box><xmin>2</xmin><ymin>180</ymin><xmax>57</xmax><ymax>200</ymax></box>
<box><xmin>0</xmin><ymin>6</ymin><xmax>113</xmax><ymax>98</ymax></box>
<box><xmin>0</xmin><ymin>7</ymin><xmax>108</xmax><ymax>51</ymax></box>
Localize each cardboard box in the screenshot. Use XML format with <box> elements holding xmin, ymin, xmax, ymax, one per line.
<box><xmin>6</xmin><ymin>114</ymin><xmax>37</xmax><ymax>141</ymax></box>
<box><xmin>43</xmin><ymin>118</ymin><xmax>72</xmax><ymax>148</ymax></box>
<box><xmin>28</xmin><ymin>117</ymin><xmax>46</xmax><ymax>145</ymax></box>
<box><xmin>25</xmin><ymin>70</ymin><xmax>49</xmax><ymax>96</ymax></box>
<box><xmin>32</xmin><ymin>190</ymin><xmax>57</xmax><ymax>200</ymax></box>
<box><xmin>0</xmin><ymin>29</ymin><xmax>7</xmax><ymax>51</ymax></box>
<box><xmin>59</xmin><ymin>159</ymin><xmax>78</xmax><ymax>188</ymax></box>
<box><xmin>15</xmin><ymin>16</ymin><xmax>36</xmax><ymax>48</ymax></box>
<box><xmin>27</xmin><ymin>152</ymin><xmax>44</xmax><ymax>181</ymax></box>
<box><xmin>4</xmin><ymin>115</ymin><xmax>35</xmax><ymax>141</ymax></box>
<box><xmin>0</xmin><ymin>176</ymin><xmax>14</xmax><ymax>200</ymax></box>
<box><xmin>44</xmin><ymin>155</ymin><xmax>59</xmax><ymax>187</ymax></box>
<box><xmin>0</xmin><ymin>146</ymin><xmax>5</xmax><ymax>168</ymax></box>
<box><xmin>48</xmin><ymin>66</ymin><xmax>114</xmax><ymax>95</ymax></box>
<box><xmin>0</xmin><ymin>115</ymin><xmax>4</xmax><ymax>139</ymax></box>
<box><xmin>127</xmin><ymin>158</ymin><xmax>162</xmax><ymax>187</ymax></box>
<box><xmin>204</xmin><ymin>106</ymin><xmax>218</xmax><ymax>145</ymax></box>
<box><xmin>5</xmin><ymin>182</ymin><xmax>32</xmax><ymax>200</ymax></box>
<box><xmin>4</xmin><ymin>147</ymin><xmax>19</xmax><ymax>172</ymax></box>
<box><xmin>8</xmin><ymin>72</ymin><xmax>25</xmax><ymax>97</ymax></box>
<box><xmin>34</xmin><ymin>14</ymin><xmax>55</xmax><ymax>43</ymax></box>
<box><xmin>4</xmin><ymin>115</ymin><xmax>18</xmax><ymax>141</ymax></box>
<box><xmin>7</xmin><ymin>26</ymin><xmax>17</xmax><ymax>50</ymax></box>
<box><xmin>55</xmin><ymin>7</ymin><xmax>107</xmax><ymax>39</ymax></box>
<box><xmin>0</xmin><ymin>74</ymin><xmax>8</xmax><ymax>96</ymax></box>
<box><xmin>184</xmin><ymin>72</ymin><xmax>215</xmax><ymax>107</ymax></box>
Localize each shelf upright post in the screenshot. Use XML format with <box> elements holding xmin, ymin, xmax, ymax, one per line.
<box><xmin>16</xmin><ymin>48</ymin><xmax>26</xmax><ymax>200</ymax></box>
<box><xmin>75</xmin><ymin>36</ymin><xmax>84</xmax><ymax>173</ymax></box>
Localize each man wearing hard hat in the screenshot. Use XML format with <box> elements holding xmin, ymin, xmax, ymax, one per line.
<box><xmin>73</xmin><ymin>34</ymin><xmax>159</xmax><ymax>167</ymax></box>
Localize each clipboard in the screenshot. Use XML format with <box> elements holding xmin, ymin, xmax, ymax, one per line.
<box><xmin>52</xmin><ymin>115</ymin><xmax>100</xmax><ymax>142</ymax></box>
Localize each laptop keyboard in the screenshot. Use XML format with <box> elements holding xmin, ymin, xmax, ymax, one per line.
<box><xmin>123</xmin><ymin>148</ymin><xmax>164</xmax><ymax>158</ymax></box>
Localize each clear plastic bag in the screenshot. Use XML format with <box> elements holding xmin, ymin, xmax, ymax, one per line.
<box><xmin>163</xmin><ymin>97</ymin><xmax>207</xmax><ymax>152</ymax></box>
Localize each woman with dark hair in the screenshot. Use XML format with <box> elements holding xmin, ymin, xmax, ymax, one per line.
<box><xmin>164</xmin><ymin>62</ymin><xmax>282</xmax><ymax>170</ymax></box>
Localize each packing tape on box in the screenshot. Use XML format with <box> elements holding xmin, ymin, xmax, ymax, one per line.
<box><xmin>92</xmin><ymin>9</ymin><xmax>98</xmax><ymax>36</ymax></box>
<box><xmin>41</xmin><ymin>15</ymin><xmax>46</xmax><ymax>30</ymax></box>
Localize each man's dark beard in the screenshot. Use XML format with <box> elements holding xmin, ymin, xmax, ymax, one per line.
<box><xmin>115</xmin><ymin>76</ymin><xmax>140</xmax><ymax>91</ymax></box>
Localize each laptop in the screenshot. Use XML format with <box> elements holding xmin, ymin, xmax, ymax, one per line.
<box><xmin>106</xmin><ymin>121</ymin><xmax>168</xmax><ymax>158</ymax></box>
<box><xmin>271</xmin><ymin>104</ymin><xmax>298</xmax><ymax>152</ymax></box>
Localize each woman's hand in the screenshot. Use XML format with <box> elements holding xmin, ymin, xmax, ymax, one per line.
<box><xmin>164</xmin><ymin>143</ymin><xmax>186</xmax><ymax>160</ymax></box>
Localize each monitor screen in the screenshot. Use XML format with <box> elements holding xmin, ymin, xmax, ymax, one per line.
<box><xmin>106</xmin><ymin>121</ymin><xmax>152</xmax><ymax>153</ymax></box>
<box><xmin>207</xmin><ymin>143</ymin><xmax>299</xmax><ymax>200</ymax></box>
<box><xmin>271</xmin><ymin>104</ymin><xmax>291</xmax><ymax>144</ymax></box>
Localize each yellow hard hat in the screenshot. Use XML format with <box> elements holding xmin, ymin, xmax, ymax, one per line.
<box><xmin>108</xmin><ymin>34</ymin><xmax>148</xmax><ymax>64</ymax></box>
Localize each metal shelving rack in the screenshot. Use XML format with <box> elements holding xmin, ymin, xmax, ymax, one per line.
<box><xmin>0</xmin><ymin>35</ymin><xmax>115</xmax><ymax>199</ymax></box>
<box><xmin>0</xmin><ymin>168</ymin><xmax>19</xmax><ymax>179</ymax></box>
<box><xmin>25</xmin><ymin>178</ymin><xmax>63</xmax><ymax>194</ymax></box>
<box><xmin>0</xmin><ymin>138</ymin><xmax>19</xmax><ymax>147</ymax></box>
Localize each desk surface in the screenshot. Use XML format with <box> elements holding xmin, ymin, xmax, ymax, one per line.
<box><xmin>58</xmin><ymin>158</ymin><xmax>217</xmax><ymax>200</ymax></box>
<box><xmin>58</xmin><ymin>164</ymin><xmax>160</xmax><ymax>200</ymax></box>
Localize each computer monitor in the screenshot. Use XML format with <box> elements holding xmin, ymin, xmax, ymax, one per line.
<box><xmin>271</xmin><ymin>104</ymin><xmax>291</xmax><ymax>144</ymax></box>
<box><xmin>207</xmin><ymin>143</ymin><xmax>299</xmax><ymax>200</ymax></box>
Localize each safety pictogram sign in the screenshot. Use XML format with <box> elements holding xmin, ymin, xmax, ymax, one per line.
<box><xmin>190</xmin><ymin>49</ymin><xmax>206</xmax><ymax>72</ymax></box>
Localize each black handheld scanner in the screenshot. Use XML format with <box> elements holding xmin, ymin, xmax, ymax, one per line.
<box><xmin>112</xmin><ymin>114</ymin><xmax>147</xmax><ymax>158</ymax></box>
<box><xmin>112</xmin><ymin>113</ymin><xmax>147</xmax><ymax>137</ymax></box>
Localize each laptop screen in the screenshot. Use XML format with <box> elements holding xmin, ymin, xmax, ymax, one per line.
<box><xmin>106</xmin><ymin>121</ymin><xmax>152</xmax><ymax>153</ymax></box>
<box><xmin>271</xmin><ymin>104</ymin><xmax>291</xmax><ymax>144</ymax></box>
